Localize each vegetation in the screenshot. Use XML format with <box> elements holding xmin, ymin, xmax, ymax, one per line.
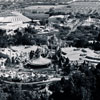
<box><xmin>0</xmin><ymin>60</ymin><xmax>99</xmax><ymax>100</ymax></box>
<box><xmin>0</xmin><ymin>2</ymin><xmax>100</xmax><ymax>100</ymax></box>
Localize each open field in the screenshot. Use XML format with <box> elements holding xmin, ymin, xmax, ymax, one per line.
<box><xmin>70</xmin><ymin>1</ymin><xmax>100</xmax><ymax>7</ymax></box>
<box><xmin>24</xmin><ymin>1</ymin><xmax>100</xmax><ymax>13</ymax></box>
<box><xmin>70</xmin><ymin>1</ymin><xmax>100</xmax><ymax>13</ymax></box>
<box><xmin>25</xmin><ymin>5</ymin><xmax>68</xmax><ymax>12</ymax></box>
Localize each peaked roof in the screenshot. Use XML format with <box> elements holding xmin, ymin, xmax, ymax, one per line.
<box><xmin>29</xmin><ymin>56</ymin><xmax>51</xmax><ymax>66</ymax></box>
<box><xmin>0</xmin><ymin>11</ymin><xmax>31</xmax><ymax>23</ymax></box>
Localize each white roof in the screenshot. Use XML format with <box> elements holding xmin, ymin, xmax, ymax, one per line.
<box><xmin>85</xmin><ymin>16</ymin><xmax>94</xmax><ymax>23</ymax></box>
<box><xmin>49</xmin><ymin>15</ymin><xmax>64</xmax><ymax>19</ymax></box>
<box><xmin>30</xmin><ymin>56</ymin><xmax>51</xmax><ymax>66</ymax></box>
<box><xmin>0</xmin><ymin>16</ymin><xmax>31</xmax><ymax>23</ymax></box>
<box><xmin>0</xmin><ymin>11</ymin><xmax>31</xmax><ymax>23</ymax></box>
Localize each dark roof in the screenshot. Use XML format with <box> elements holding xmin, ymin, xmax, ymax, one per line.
<box><xmin>0</xmin><ymin>52</ymin><xmax>9</xmax><ymax>58</ymax></box>
<box><xmin>23</xmin><ymin>12</ymin><xmax>49</xmax><ymax>20</ymax></box>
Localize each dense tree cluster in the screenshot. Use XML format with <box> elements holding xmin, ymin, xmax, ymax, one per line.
<box><xmin>0</xmin><ymin>61</ymin><xmax>99</xmax><ymax>100</ymax></box>
<box><xmin>48</xmin><ymin>61</ymin><xmax>98</xmax><ymax>100</ymax></box>
<box><xmin>0</xmin><ymin>27</ymin><xmax>48</xmax><ymax>47</ymax></box>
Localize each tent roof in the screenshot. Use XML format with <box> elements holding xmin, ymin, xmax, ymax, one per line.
<box><xmin>29</xmin><ymin>56</ymin><xmax>51</xmax><ymax>66</ymax></box>
<box><xmin>0</xmin><ymin>11</ymin><xmax>31</xmax><ymax>23</ymax></box>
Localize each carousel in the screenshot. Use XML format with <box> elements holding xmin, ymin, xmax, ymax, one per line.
<box><xmin>24</xmin><ymin>55</ymin><xmax>51</xmax><ymax>69</ymax></box>
<box><xmin>24</xmin><ymin>47</ymin><xmax>52</xmax><ymax>69</ymax></box>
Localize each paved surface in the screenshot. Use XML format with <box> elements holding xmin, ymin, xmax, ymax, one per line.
<box><xmin>1</xmin><ymin>76</ymin><xmax>69</xmax><ymax>85</ymax></box>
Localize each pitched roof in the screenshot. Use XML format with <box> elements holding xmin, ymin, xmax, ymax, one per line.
<box><xmin>0</xmin><ymin>11</ymin><xmax>31</xmax><ymax>23</ymax></box>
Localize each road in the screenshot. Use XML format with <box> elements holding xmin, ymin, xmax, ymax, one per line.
<box><xmin>1</xmin><ymin>77</ymin><xmax>69</xmax><ymax>85</ymax></box>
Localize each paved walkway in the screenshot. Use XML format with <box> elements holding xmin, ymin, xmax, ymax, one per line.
<box><xmin>1</xmin><ymin>76</ymin><xmax>69</xmax><ymax>85</ymax></box>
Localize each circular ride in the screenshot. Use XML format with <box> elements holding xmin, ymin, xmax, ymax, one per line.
<box><xmin>24</xmin><ymin>47</ymin><xmax>52</xmax><ymax>69</ymax></box>
<box><xmin>0</xmin><ymin>45</ymin><xmax>52</xmax><ymax>85</ymax></box>
<box><xmin>24</xmin><ymin>56</ymin><xmax>52</xmax><ymax>69</ymax></box>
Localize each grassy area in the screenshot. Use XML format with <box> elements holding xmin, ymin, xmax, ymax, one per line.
<box><xmin>69</xmin><ymin>1</ymin><xmax>100</xmax><ymax>13</ymax></box>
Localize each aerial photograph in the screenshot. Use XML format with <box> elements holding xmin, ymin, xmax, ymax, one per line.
<box><xmin>0</xmin><ymin>0</ymin><xmax>100</xmax><ymax>100</ymax></box>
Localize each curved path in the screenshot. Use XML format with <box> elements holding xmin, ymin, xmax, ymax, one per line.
<box><xmin>1</xmin><ymin>77</ymin><xmax>69</xmax><ymax>85</ymax></box>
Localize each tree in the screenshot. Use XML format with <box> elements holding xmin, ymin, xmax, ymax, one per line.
<box><xmin>48</xmin><ymin>7</ymin><xmax>55</xmax><ymax>16</ymax></box>
<box><xmin>0</xmin><ymin>29</ymin><xmax>6</xmax><ymax>36</ymax></box>
<box><xmin>73</xmin><ymin>38</ymin><xmax>88</xmax><ymax>48</ymax></box>
<box><xmin>95</xmin><ymin>63</ymin><xmax>100</xmax><ymax>100</ymax></box>
<box><xmin>97</xmin><ymin>33</ymin><xmax>100</xmax><ymax>41</ymax></box>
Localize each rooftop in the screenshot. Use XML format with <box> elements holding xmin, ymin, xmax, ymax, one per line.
<box><xmin>0</xmin><ymin>11</ymin><xmax>31</xmax><ymax>23</ymax></box>
<box><xmin>0</xmin><ymin>11</ymin><xmax>16</xmax><ymax>17</ymax></box>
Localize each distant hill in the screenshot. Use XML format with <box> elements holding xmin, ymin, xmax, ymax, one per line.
<box><xmin>76</xmin><ymin>0</ymin><xmax>99</xmax><ymax>1</ymax></box>
<box><xmin>0</xmin><ymin>0</ymin><xmax>99</xmax><ymax>3</ymax></box>
<box><xmin>0</xmin><ymin>0</ymin><xmax>71</xmax><ymax>3</ymax></box>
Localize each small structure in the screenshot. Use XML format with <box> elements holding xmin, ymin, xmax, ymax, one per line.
<box><xmin>82</xmin><ymin>16</ymin><xmax>96</xmax><ymax>26</ymax></box>
<box><xmin>48</xmin><ymin>15</ymin><xmax>65</xmax><ymax>24</ymax></box>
